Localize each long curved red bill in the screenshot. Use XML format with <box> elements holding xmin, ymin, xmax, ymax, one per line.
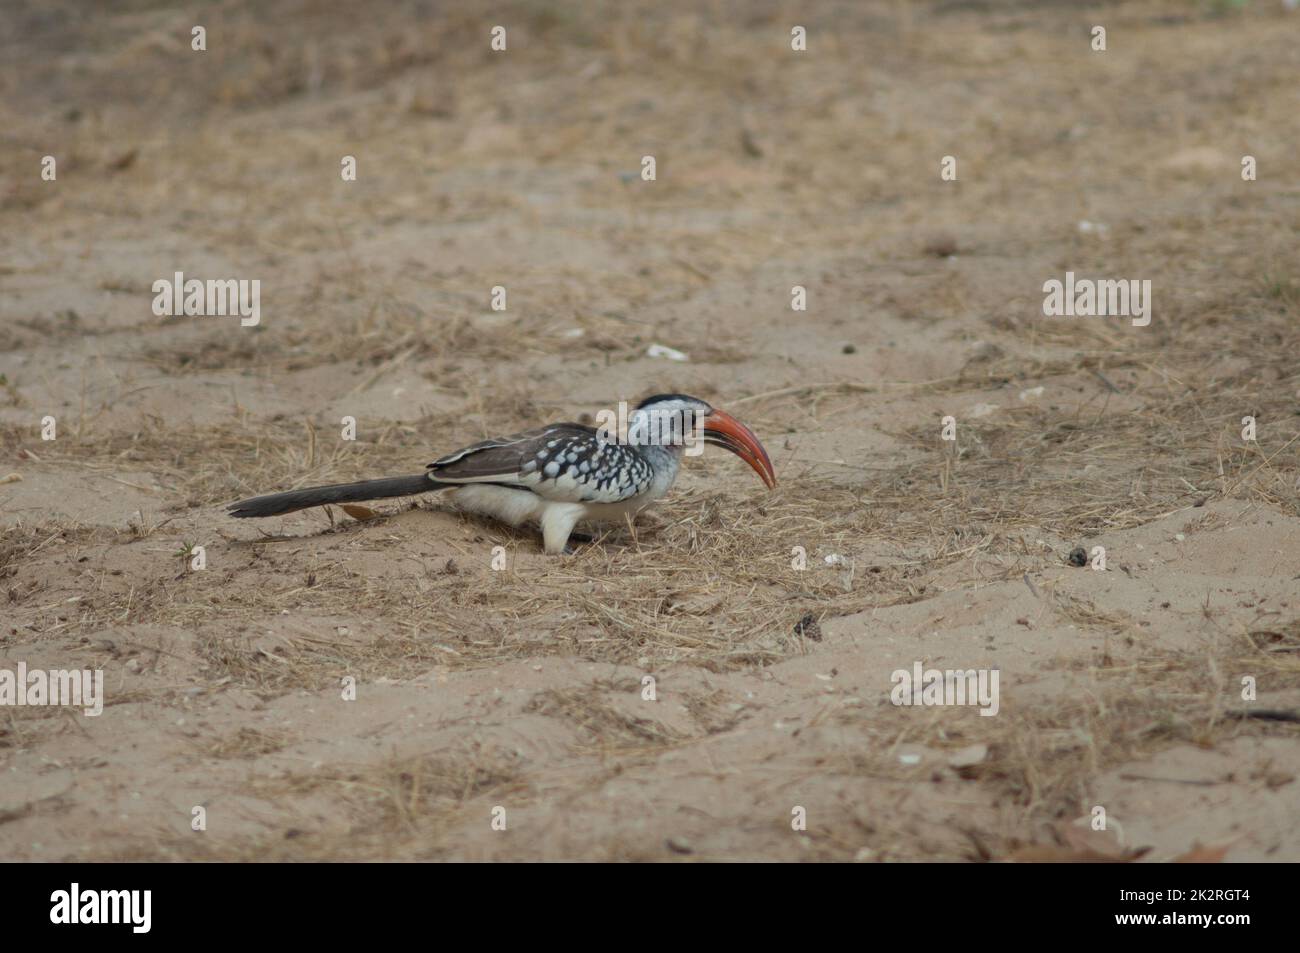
<box><xmin>702</xmin><ymin>408</ymin><xmax>777</xmax><ymax>488</ymax></box>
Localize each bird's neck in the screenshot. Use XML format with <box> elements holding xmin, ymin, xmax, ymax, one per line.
<box><xmin>639</xmin><ymin>443</ymin><xmax>683</xmax><ymax>498</ymax></box>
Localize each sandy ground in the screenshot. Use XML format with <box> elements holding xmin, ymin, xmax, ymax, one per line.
<box><xmin>1</xmin><ymin>0</ymin><xmax>1298</xmax><ymax>861</ymax></box>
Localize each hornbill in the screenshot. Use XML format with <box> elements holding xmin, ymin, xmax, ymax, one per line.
<box><xmin>227</xmin><ymin>394</ymin><xmax>776</xmax><ymax>553</ymax></box>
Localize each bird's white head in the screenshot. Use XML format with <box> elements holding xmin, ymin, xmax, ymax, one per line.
<box><xmin>628</xmin><ymin>394</ymin><xmax>712</xmax><ymax>450</ymax></box>
<box><xmin>629</xmin><ymin>393</ymin><xmax>776</xmax><ymax>488</ymax></box>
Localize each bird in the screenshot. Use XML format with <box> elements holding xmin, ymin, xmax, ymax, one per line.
<box><xmin>227</xmin><ymin>394</ymin><xmax>776</xmax><ymax>554</ymax></box>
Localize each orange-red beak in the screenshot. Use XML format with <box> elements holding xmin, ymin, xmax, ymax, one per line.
<box><xmin>702</xmin><ymin>408</ymin><xmax>777</xmax><ymax>488</ymax></box>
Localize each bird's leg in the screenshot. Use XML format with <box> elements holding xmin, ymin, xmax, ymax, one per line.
<box><xmin>541</xmin><ymin>503</ymin><xmax>586</xmax><ymax>555</ymax></box>
<box><xmin>564</xmin><ymin>530</ymin><xmax>612</xmax><ymax>554</ymax></box>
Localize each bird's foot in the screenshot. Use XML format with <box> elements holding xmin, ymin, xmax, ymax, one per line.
<box><xmin>561</xmin><ymin>531</ymin><xmax>613</xmax><ymax>555</ymax></box>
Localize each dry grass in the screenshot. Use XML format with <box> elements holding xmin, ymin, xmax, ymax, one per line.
<box><xmin>6</xmin><ymin>242</ymin><xmax>1298</xmax><ymax>858</ymax></box>
<box><xmin>206</xmin><ymin>726</ymin><xmax>293</xmax><ymax>760</ymax></box>
<box><xmin>94</xmin><ymin>741</ymin><xmax>531</xmax><ymax>862</ymax></box>
<box><xmin>5</xmin><ymin>267</ymin><xmax>1297</xmax><ymax>691</ymax></box>
<box><xmin>524</xmin><ymin>683</ymin><xmax>688</xmax><ymax>750</ymax></box>
<box><xmin>812</xmin><ymin>631</ymin><xmax>1300</xmax><ymax>861</ymax></box>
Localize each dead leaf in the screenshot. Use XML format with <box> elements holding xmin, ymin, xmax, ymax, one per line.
<box><xmin>1006</xmin><ymin>844</ymin><xmax>1150</xmax><ymax>863</ymax></box>
<box><xmin>108</xmin><ymin>148</ymin><xmax>138</xmax><ymax>171</ymax></box>
<box><xmin>341</xmin><ymin>504</ymin><xmax>380</xmax><ymax>521</ymax></box>
<box><xmin>1005</xmin><ymin>823</ymin><xmax>1152</xmax><ymax>863</ymax></box>
<box><xmin>1058</xmin><ymin>822</ymin><xmax>1126</xmax><ymax>856</ymax></box>
<box><xmin>1169</xmin><ymin>842</ymin><xmax>1230</xmax><ymax>863</ymax></box>
<box><xmin>947</xmin><ymin>743</ymin><xmax>988</xmax><ymax>770</ymax></box>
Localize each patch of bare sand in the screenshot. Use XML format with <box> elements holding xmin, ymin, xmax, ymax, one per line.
<box><xmin>2</xmin><ymin>502</ymin><xmax>1295</xmax><ymax>861</ymax></box>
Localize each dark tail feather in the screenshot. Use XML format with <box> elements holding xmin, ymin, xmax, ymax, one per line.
<box><xmin>227</xmin><ymin>474</ymin><xmax>442</xmax><ymax>518</ymax></box>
